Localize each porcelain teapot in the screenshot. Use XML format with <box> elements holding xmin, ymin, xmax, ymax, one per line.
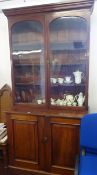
<box><xmin>73</xmin><ymin>70</ymin><xmax>84</xmax><ymax>84</ymax></box>
<box><xmin>76</xmin><ymin>92</ymin><xmax>85</xmax><ymax>107</ymax></box>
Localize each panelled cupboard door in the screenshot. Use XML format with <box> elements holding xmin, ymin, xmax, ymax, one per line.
<box><xmin>7</xmin><ymin>114</ymin><xmax>41</xmax><ymax>171</ymax></box>
<box><xmin>45</xmin><ymin>117</ymin><xmax>80</xmax><ymax>175</ymax></box>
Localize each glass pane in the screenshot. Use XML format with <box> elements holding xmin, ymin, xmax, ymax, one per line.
<box><xmin>12</xmin><ymin>20</ymin><xmax>45</xmax><ymax>105</ymax></box>
<box><xmin>49</xmin><ymin>17</ymin><xmax>87</xmax><ymax>107</ymax></box>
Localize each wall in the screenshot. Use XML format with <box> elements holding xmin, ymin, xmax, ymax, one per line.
<box><xmin>0</xmin><ymin>0</ymin><xmax>97</xmax><ymax>112</ymax></box>
<box><xmin>89</xmin><ymin>1</ymin><xmax>97</xmax><ymax>112</ymax></box>
<box><xmin>0</xmin><ymin>12</ymin><xmax>11</xmax><ymax>88</ymax></box>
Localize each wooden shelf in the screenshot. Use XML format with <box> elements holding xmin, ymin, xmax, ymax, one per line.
<box><xmin>51</xmin><ymin>83</ymin><xmax>85</xmax><ymax>87</ymax></box>
<box><xmin>15</xmin><ymin>82</ymin><xmax>42</xmax><ymax>86</ymax></box>
<box><xmin>12</xmin><ymin>41</ymin><xmax>87</xmax><ymax>53</ymax></box>
<box><xmin>12</xmin><ymin>42</ymin><xmax>43</xmax><ymax>52</ymax></box>
<box><xmin>50</xmin><ymin>42</ymin><xmax>87</xmax><ymax>52</ymax></box>
<box><xmin>14</xmin><ymin>63</ymin><xmax>44</xmax><ymax>67</ymax></box>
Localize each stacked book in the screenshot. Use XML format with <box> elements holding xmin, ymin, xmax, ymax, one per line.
<box><xmin>0</xmin><ymin>123</ymin><xmax>7</xmax><ymax>144</ymax></box>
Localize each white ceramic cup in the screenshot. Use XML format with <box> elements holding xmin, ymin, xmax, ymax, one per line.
<box><xmin>50</xmin><ymin>78</ymin><xmax>57</xmax><ymax>84</ymax></box>
<box><xmin>58</xmin><ymin>78</ymin><xmax>64</xmax><ymax>84</ymax></box>
<box><xmin>37</xmin><ymin>99</ymin><xmax>42</xmax><ymax>104</ymax></box>
<box><xmin>65</xmin><ymin>76</ymin><xmax>71</xmax><ymax>83</ymax></box>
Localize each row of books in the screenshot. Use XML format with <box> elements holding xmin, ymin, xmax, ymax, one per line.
<box><xmin>0</xmin><ymin>123</ymin><xmax>8</xmax><ymax>144</ymax></box>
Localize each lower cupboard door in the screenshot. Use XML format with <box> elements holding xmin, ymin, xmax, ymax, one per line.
<box><xmin>45</xmin><ymin>117</ymin><xmax>80</xmax><ymax>175</ymax></box>
<box><xmin>8</xmin><ymin>114</ymin><xmax>40</xmax><ymax>171</ymax></box>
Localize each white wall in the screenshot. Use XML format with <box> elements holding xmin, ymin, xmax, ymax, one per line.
<box><xmin>0</xmin><ymin>1</ymin><xmax>97</xmax><ymax>112</ymax></box>
<box><xmin>89</xmin><ymin>1</ymin><xmax>97</xmax><ymax>113</ymax></box>
<box><xmin>0</xmin><ymin>12</ymin><xmax>11</xmax><ymax>88</ymax></box>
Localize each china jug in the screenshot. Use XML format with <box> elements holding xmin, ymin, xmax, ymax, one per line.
<box><xmin>76</xmin><ymin>92</ymin><xmax>85</xmax><ymax>106</ymax></box>
<box><xmin>73</xmin><ymin>70</ymin><xmax>84</xmax><ymax>84</ymax></box>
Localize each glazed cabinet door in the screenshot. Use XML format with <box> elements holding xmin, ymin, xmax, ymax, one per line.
<box><xmin>10</xmin><ymin>15</ymin><xmax>47</xmax><ymax>110</ymax></box>
<box><xmin>47</xmin><ymin>11</ymin><xmax>89</xmax><ymax>110</ymax></box>
<box><xmin>6</xmin><ymin>113</ymin><xmax>41</xmax><ymax>171</ymax></box>
<box><xmin>45</xmin><ymin>117</ymin><xmax>80</xmax><ymax>175</ymax></box>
